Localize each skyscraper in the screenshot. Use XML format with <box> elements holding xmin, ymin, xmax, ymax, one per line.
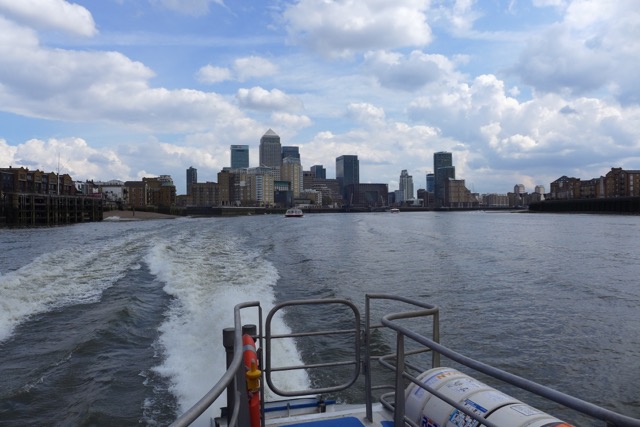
<box><xmin>281</xmin><ymin>146</ymin><xmax>300</xmax><ymax>161</ymax></box>
<box><xmin>399</xmin><ymin>170</ymin><xmax>414</xmax><ymax>201</ymax></box>
<box><xmin>186</xmin><ymin>166</ymin><xmax>197</xmax><ymax>195</ymax></box>
<box><xmin>230</xmin><ymin>145</ymin><xmax>249</xmax><ymax>169</ymax></box>
<box><xmin>259</xmin><ymin>129</ymin><xmax>281</xmax><ymax>169</ymax></box>
<box><xmin>311</xmin><ymin>165</ymin><xmax>326</xmax><ymax>180</ymax></box>
<box><xmin>426</xmin><ymin>173</ymin><xmax>435</xmax><ymax>193</ymax></box>
<box><xmin>434</xmin><ymin>152</ymin><xmax>454</xmax><ymax>207</ymax></box>
<box><xmin>281</xmin><ymin>156</ymin><xmax>302</xmax><ymax>197</ymax></box>
<box><xmin>336</xmin><ymin>155</ymin><xmax>359</xmax><ymax>204</ymax></box>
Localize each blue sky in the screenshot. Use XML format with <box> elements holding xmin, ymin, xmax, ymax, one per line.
<box><xmin>1</xmin><ymin>0</ymin><xmax>639</xmax><ymax>194</ymax></box>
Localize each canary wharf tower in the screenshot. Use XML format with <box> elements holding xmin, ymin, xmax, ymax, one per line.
<box><xmin>259</xmin><ymin>129</ymin><xmax>282</xmax><ymax>169</ymax></box>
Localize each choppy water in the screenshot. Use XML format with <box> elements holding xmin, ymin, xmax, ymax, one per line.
<box><xmin>1</xmin><ymin>212</ymin><xmax>639</xmax><ymax>426</ymax></box>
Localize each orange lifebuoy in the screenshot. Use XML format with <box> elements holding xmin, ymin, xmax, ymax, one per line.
<box><xmin>243</xmin><ymin>334</ymin><xmax>261</xmax><ymax>427</ymax></box>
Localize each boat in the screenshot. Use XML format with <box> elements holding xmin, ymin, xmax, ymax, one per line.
<box><xmin>171</xmin><ymin>295</ymin><xmax>640</xmax><ymax>427</ymax></box>
<box><xmin>284</xmin><ymin>208</ymin><xmax>304</xmax><ymax>218</ymax></box>
<box><xmin>390</xmin><ymin>208</ymin><xmax>400</xmax><ymax>213</ymax></box>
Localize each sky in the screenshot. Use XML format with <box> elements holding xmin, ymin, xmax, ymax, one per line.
<box><xmin>1</xmin><ymin>0</ymin><xmax>639</xmax><ymax>195</ymax></box>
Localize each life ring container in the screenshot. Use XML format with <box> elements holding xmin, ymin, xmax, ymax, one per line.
<box><xmin>243</xmin><ymin>334</ymin><xmax>261</xmax><ymax>427</ymax></box>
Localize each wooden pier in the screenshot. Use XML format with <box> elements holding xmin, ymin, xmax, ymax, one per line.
<box><xmin>1</xmin><ymin>193</ymin><xmax>103</xmax><ymax>226</ymax></box>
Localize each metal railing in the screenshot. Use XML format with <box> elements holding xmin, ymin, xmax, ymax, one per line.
<box><xmin>170</xmin><ymin>301</ymin><xmax>261</xmax><ymax>427</ymax></box>
<box><xmin>378</xmin><ymin>298</ymin><xmax>640</xmax><ymax>427</ymax></box>
<box><xmin>171</xmin><ymin>294</ymin><xmax>640</xmax><ymax>427</ymax></box>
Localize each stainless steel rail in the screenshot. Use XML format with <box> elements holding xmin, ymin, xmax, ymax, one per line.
<box><xmin>170</xmin><ymin>301</ymin><xmax>261</xmax><ymax>427</ymax></box>
<box><xmin>171</xmin><ymin>294</ymin><xmax>640</xmax><ymax>427</ymax></box>
<box><xmin>264</xmin><ymin>298</ymin><xmax>361</xmax><ymax>397</ymax></box>
<box><xmin>380</xmin><ymin>303</ymin><xmax>640</xmax><ymax>427</ymax></box>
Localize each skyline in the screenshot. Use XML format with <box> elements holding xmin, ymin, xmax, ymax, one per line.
<box><xmin>1</xmin><ymin>1</ymin><xmax>639</xmax><ymax>195</ymax></box>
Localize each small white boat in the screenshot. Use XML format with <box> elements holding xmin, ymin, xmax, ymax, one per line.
<box><xmin>390</xmin><ymin>208</ymin><xmax>400</xmax><ymax>213</ymax></box>
<box><xmin>284</xmin><ymin>208</ymin><xmax>304</xmax><ymax>218</ymax></box>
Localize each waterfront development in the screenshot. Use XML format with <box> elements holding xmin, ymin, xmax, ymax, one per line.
<box><xmin>1</xmin><ymin>212</ymin><xmax>639</xmax><ymax>426</ymax></box>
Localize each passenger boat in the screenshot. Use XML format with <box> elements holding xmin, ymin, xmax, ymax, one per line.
<box><xmin>390</xmin><ymin>208</ymin><xmax>400</xmax><ymax>213</ymax></box>
<box><xmin>284</xmin><ymin>208</ymin><xmax>304</xmax><ymax>218</ymax></box>
<box><xmin>170</xmin><ymin>295</ymin><xmax>640</xmax><ymax>427</ymax></box>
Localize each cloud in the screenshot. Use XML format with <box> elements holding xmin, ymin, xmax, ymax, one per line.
<box><xmin>236</xmin><ymin>87</ymin><xmax>303</xmax><ymax>112</ymax></box>
<box><xmin>513</xmin><ymin>0</ymin><xmax>640</xmax><ymax>104</ymax></box>
<box><xmin>270</xmin><ymin>112</ymin><xmax>312</xmax><ymax>130</ymax></box>
<box><xmin>346</xmin><ymin>102</ymin><xmax>386</xmax><ymax>126</ymax></box>
<box><xmin>0</xmin><ymin>0</ymin><xmax>97</xmax><ymax>36</ymax></box>
<box><xmin>283</xmin><ymin>0</ymin><xmax>432</xmax><ymax>57</ymax></box>
<box><xmin>364</xmin><ymin>50</ymin><xmax>457</xmax><ymax>91</ymax></box>
<box><xmin>233</xmin><ymin>56</ymin><xmax>278</xmax><ymax>81</ymax></box>
<box><xmin>0</xmin><ymin>17</ymin><xmax>252</xmax><ymax>133</ymax></box>
<box><xmin>196</xmin><ymin>65</ymin><xmax>232</xmax><ymax>83</ymax></box>
<box><xmin>5</xmin><ymin>137</ymin><xmax>131</xmax><ymax>180</ymax></box>
<box><xmin>197</xmin><ymin>56</ymin><xmax>277</xmax><ymax>84</ymax></box>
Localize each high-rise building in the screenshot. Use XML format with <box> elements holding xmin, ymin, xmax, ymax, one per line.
<box><xmin>399</xmin><ymin>170</ymin><xmax>414</xmax><ymax>201</ymax></box>
<box><xmin>281</xmin><ymin>146</ymin><xmax>300</xmax><ymax>161</ymax></box>
<box><xmin>426</xmin><ymin>173</ymin><xmax>434</xmax><ymax>193</ymax></box>
<box><xmin>259</xmin><ymin>129</ymin><xmax>281</xmax><ymax>169</ymax></box>
<box><xmin>434</xmin><ymin>152</ymin><xmax>454</xmax><ymax>206</ymax></box>
<box><xmin>186</xmin><ymin>166</ymin><xmax>197</xmax><ymax>195</ymax></box>
<box><xmin>336</xmin><ymin>155</ymin><xmax>359</xmax><ymax>204</ymax></box>
<box><xmin>311</xmin><ymin>165</ymin><xmax>326</xmax><ymax>180</ymax></box>
<box><xmin>231</xmin><ymin>145</ymin><xmax>249</xmax><ymax>169</ymax></box>
<box><xmin>281</xmin><ymin>156</ymin><xmax>302</xmax><ymax>197</ymax></box>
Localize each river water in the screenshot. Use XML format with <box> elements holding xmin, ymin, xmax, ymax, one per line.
<box><xmin>1</xmin><ymin>211</ymin><xmax>639</xmax><ymax>426</ymax></box>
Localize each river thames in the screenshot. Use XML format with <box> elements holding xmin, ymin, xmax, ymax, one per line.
<box><xmin>1</xmin><ymin>211</ymin><xmax>639</xmax><ymax>426</ymax></box>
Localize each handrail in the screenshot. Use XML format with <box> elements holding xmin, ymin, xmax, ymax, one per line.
<box><xmin>170</xmin><ymin>301</ymin><xmax>260</xmax><ymax>427</ymax></box>
<box><xmin>381</xmin><ymin>309</ymin><xmax>640</xmax><ymax>427</ymax></box>
<box><xmin>264</xmin><ymin>298</ymin><xmax>361</xmax><ymax>397</ymax></box>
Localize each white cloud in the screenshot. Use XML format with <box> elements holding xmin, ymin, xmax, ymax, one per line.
<box><xmin>283</xmin><ymin>0</ymin><xmax>432</xmax><ymax>57</ymax></box>
<box><xmin>6</xmin><ymin>137</ymin><xmax>131</xmax><ymax>180</ymax></box>
<box><xmin>514</xmin><ymin>0</ymin><xmax>640</xmax><ymax>104</ymax></box>
<box><xmin>270</xmin><ymin>112</ymin><xmax>313</xmax><ymax>130</ymax></box>
<box><xmin>236</xmin><ymin>87</ymin><xmax>303</xmax><ymax>112</ymax></box>
<box><xmin>364</xmin><ymin>50</ymin><xmax>458</xmax><ymax>91</ymax></box>
<box><xmin>196</xmin><ymin>65</ymin><xmax>232</xmax><ymax>83</ymax></box>
<box><xmin>233</xmin><ymin>56</ymin><xmax>278</xmax><ymax>81</ymax></box>
<box><xmin>0</xmin><ymin>0</ymin><xmax>96</xmax><ymax>36</ymax></box>
<box><xmin>0</xmin><ymin>17</ymin><xmax>251</xmax><ymax>133</ymax></box>
<box><xmin>346</xmin><ymin>102</ymin><xmax>386</xmax><ymax>126</ymax></box>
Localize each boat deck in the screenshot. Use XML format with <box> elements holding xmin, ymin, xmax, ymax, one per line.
<box><xmin>265</xmin><ymin>404</ymin><xmax>392</xmax><ymax>427</ymax></box>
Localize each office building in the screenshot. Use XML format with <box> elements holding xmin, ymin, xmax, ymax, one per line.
<box><xmin>336</xmin><ymin>155</ymin><xmax>359</xmax><ymax>204</ymax></box>
<box><xmin>186</xmin><ymin>166</ymin><xmax>197</xmax><ymax>195</ymax></box>
<box><xmin>433</xmin><ymin>152</ymin><xmax>454</xmax><ymax>207</ymax></box>
<box><xmin>399</xmin><ymin>170</ymin><xmax>414</xmax><ymax>201</ymax></box>
<box><xmin>311</xmin><ymin>165</ymin><xmax>326</xmax><ymax>180</ymax></box>
<box><xmin>281</xmin><ymin>156</ymin><xmax>302</xmax><ymax>197</ymax></box>
<box><xmin>231</xmin><ymin>145</ymin><xmax>249</xmax><ymax>169</ymax></box>
<box><xmin>426</xmin><ymin>173</ymin><xmax>434</xmax><ymax>193</ymax></box>
<box><xmin>259</xmin><ymin>129</ymin><xmax>281</xmax><ymax>169</ymax></box>
<box><xmin>281</xmin><ymin>146</ymin><xmax>300</xmax><ymax>161</ymax></box>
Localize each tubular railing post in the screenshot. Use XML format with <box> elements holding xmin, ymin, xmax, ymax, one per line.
<box><xmin>364</xmin><ymin>296</ymin><xmax>373</xmax><ymax>422</ymax></box>
<box><xmin>223</xmin><ymin>327</ymin><xmax>250</xmax><ymax>427</ymax></box>
<box><xmin>394</xmin><ymin>332</ymin><xmax>406</xmax><ymax>427</ymax></box>
<box><xmin>223</xmin><ymin>328</ymin><xmax>237</xmax><ymax>426</ymax></box>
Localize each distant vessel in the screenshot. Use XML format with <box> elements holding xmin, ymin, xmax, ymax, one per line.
<box><xmin>390</xmin><ymin>208</ymin><xmax>400</xmax><ymax>213</ymax></box>
<box><xmin>284</xmin><ymin>208</ymin><xmax>304</xmax><ymax>218</ymax></box>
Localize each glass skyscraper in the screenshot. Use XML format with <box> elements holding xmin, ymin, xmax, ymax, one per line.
<box><xmin>230</xmin><ymin>145</ymin><xmax>249</xmax><ymax>169</ymax></box>
<box><xmin>186</xmin><ymin>166</ymin><xmax>197</xmax><ymax>195</ymax></box>
<box><xmin>433</xmin><ymin>152</ymin><xmax>454</xmax><ymax>207</ymax></box>
<box><xmin>336</xmin><ymin>155</ymin><xmax>359</xmax><ymax>203</ymax></box>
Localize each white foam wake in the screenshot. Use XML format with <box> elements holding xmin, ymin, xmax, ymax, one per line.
<box><xmin>147</xmin><ymin>223</ymin><xmax>309</xmax><ymax>426</ymax></box>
